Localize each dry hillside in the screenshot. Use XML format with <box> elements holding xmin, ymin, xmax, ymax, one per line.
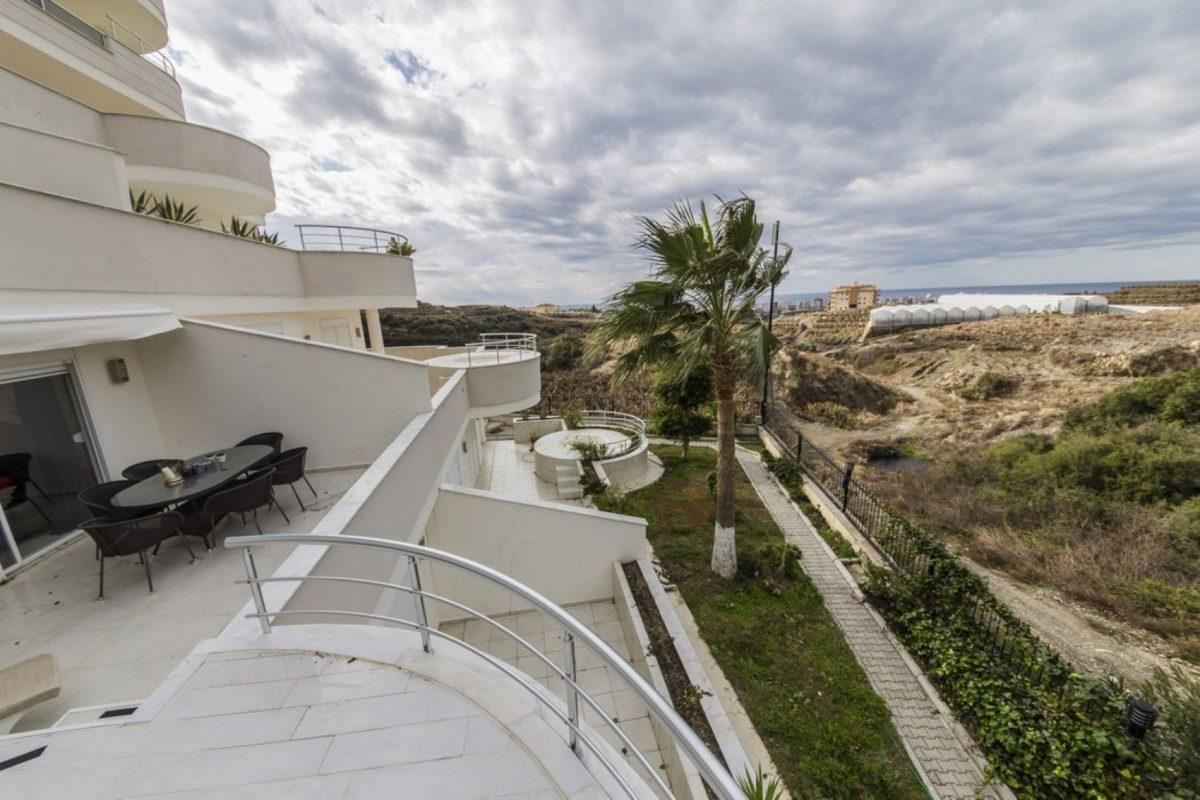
<box><xmin>783</xmin><ymin>306</ymin><xmax>1200</xmax><ymax>452</ymax></box>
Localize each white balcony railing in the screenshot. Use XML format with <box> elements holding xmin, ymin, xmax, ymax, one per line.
<box><xmin>580</xmin><ymin>410</ymin><xmax>646</xmax><ymax>459</ymax></box>
<box><xmin>228</xmin><ymin>534</ymin><xmax>743</xmax><ymax>800</ymax></box>
<box><xmin>22</xmin><ymin>1</ymin><xmax>176</xmax><ymax>77</ymax></box>
<box><xmin>295</xmin><ymin>224</ymin><xmax>409</xmax><ymax>253</ymax></box>
<box><xmin>105</xmin><ymin>15</ymin><xmax>175</xmax><ymax>77</ymax></box>
<box><xmin>463</xmin><ymin>332</ymin><xmax>538</xmax><ymax>366</ymax></box>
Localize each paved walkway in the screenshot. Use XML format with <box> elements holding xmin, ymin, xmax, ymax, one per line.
<box><xmin>736</xmin><ymin>450</ymin><xmax>996</xmax><ymax>800</ymax></box>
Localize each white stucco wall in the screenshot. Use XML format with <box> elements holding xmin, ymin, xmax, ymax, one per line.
<box><xmin>461</xmin><ymin>355</ymin><xmax>542</xmax><ymax>417</ymax></box>
<box><xmin>133</xmin><ymin>319</ymin><xmax>432</xmax><ymax>469</ymax></box>
<box><xmin>268</xmin><ymin>372</ymin><xmax>473</xmax><ymax>624</ymax></box>
<box><xmin>0</xmin><ymin>121</ymin><xmax>129</xmax><ymax>208</ymax></box>
<box><xmin>202</xmin><ymin>310</ymin><xmax>368</xmax><ymax>350</ymax></box>
<box><xmin>0</xmin><ymin>65</ymin><xmax>106</xmax><ymax>143</ymax></box>
<box><xmin>0</xmin><ymin>183</ymin><xmax>418</xmax><ymax>314</ymax></box>
<box><xmin>423</xmin><ymin>485</ymin><xmax>648</xmax><ymax>616</ymax></box>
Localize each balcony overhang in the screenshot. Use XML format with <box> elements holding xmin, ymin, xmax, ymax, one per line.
<box><xmin>0</xmin><ymin>303</ymin><xmax>178</xmax><ymax>355</ymax></box>
<box><xmin>104</xmin><ymin>114</ymin><xmax>276</xmax><ymax>226</ymax></box>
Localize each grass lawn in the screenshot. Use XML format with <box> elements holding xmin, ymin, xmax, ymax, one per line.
<box><xmin>597</xmin><ymin>446</ymin><xmax>926</xmax><ymax>800</ymax></box>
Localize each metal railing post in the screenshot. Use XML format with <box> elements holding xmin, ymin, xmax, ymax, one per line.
<box><xmin>337</xmin><ymin>228</ymin><xmax>344</xmax><ymax>250</ymax></box>
<box><xmin>841</xmin><ymin>462</ymin><xmax>855</xmax><ymax>511</ymax></box>
<box><xmin>562</xmin><ymin>631</ymin><xmax>580</xmax><ymax>755</ymax></box>
<box><xmin>408</xmin><ymin>556</ymin><xmax>432</xmax><ymax>654</ymax></box>
<box><xmin>242</xmin><ymin>547</ymin><xmax>271</xmax><ymax>634</ymax></box>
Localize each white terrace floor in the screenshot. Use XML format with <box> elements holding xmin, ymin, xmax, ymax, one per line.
<box><xmin>0</xmin><ymin>468</ymin><xmax>363</xmax><ymax>732</ymax></box>
<box><xmin>474</xmin><ymin>440</ymin><xmax>583</xmax><ymax>506</ymax></box>
<box><xmin>441</xmin><ymin>600</ymin><xmax>670</xmax><ymax>791</ymax></box>
<box><xmin>0</xmin><ymin>647</ymin><xmax>612</xmax><ymax>799</ymax></box>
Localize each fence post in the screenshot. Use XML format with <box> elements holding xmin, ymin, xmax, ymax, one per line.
<box><xmin>242</xmin><ymin>547</ymin><xmax>271</xmax><ymax>634</ymax></box>
<box><xmin>796</xmin><ymin>434</ymin><xmax>804</xmax><ymax>464</ymax></box>
<box><xmin>408</xmin><ymin>556</ymin><xmax>432</xmax><ymax>654</ymax></box>
<box><xmin>562</xmin><ymin>631</ymin><xmax>580</xmax><ymax>755</ymax></box>
<box><xmin>840</xmin><ymin>462</ymin><xmax>855</xmax><ymax>511</ymax></box>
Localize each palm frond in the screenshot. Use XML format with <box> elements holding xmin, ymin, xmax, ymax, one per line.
<box><xmin>591</xmin><ymin>194</ymin><xmax>790</xmax><ymax>390</ymax></box>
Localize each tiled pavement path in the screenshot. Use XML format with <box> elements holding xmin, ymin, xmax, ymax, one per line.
<box><xmin>736</xmin><ymin>449</ymin><xmax>999</xmax><ymax>800</ymax></box>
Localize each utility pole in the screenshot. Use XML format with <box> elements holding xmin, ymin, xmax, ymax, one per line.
<box><xmin>760</xmin><ymin>220</ymin><xmax>780</xmax><ymax>423</ymax></box>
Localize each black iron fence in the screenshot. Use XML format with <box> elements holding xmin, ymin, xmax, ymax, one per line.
<box><xmin>761</xmin><ymin>404</ymin><xmax>1080</xmax><ymax>697</ymax></box>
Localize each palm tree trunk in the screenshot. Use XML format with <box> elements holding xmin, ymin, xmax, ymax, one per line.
<box><xmin>711</xmin><ymin>358</ymin><xmax>738</xmax><ymax>579</ymax></box>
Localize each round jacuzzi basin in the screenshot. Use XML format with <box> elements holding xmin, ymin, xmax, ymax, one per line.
<box><xmin>533</xmin><ymin>428</ymin><xmax>629</xmax><ymax>484</ymax></box>
<box><xmin>533</xmin><ymin>428</ymin><xmax>627</xmax><ymax>459</ymax></box>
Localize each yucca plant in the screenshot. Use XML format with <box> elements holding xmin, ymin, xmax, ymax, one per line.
<box><xmin>588</xmin><ymin>196</ymin><xmax>789</xmax><ymax>578</ymax></box>
<box><xmin>737</xmin><ymin>767</ymin><xmax>786</xmax><ymax>800</ymax></box>
<box><xmin>129</xmin><ymin>189</ymin><xmax>157</xmax><ymax>214</ymax></box>
<box><xmin>153</xmin><ymin>195</ymin><xmax>199</xmax><ymax>225</ymax></box>
<box><xmin>221</xmin><ymin>216</ymin><xmax>258</xmax><ymax>238</ymax></box>
<box><xmin>222</xmin><ymin>217</ymin><xmax>284</xmax><ymax>246</ymax></box>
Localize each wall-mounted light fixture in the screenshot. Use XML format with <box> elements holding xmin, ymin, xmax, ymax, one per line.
<box><xmin>106</xmin><ymin>358</ymin><xmax>129</xmax><ymax>384</ymax></box>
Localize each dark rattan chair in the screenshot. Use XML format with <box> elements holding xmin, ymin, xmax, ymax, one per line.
<box><xmin>198</xmin><ymin>467</ymin><xmax>276</xmax><ymax>547</ymax></box>
<box><xmin>121</xmin><ymin>460</ymin><xmax>180</xmax><ymax>482</ymax></box>
<box><xmin>81</xmin><ymin>511</ymin><xmax>193</xmax><ymax>598</ymax></box>
<box><xmin>78</xmin><ymin>480</ymin><xmax>138</xmax><ymax>521</ymax></box>
<box><xmin>0</xmin><ymin>452</ymin><xmax>52</xmax><ymax>524</ymax></box>
<box><xmin>235</xmin><ymin>432</ymin><xmax>283</xmax><ymax>459</ymax></box>
<box><xmin>270</xmin><ymin>447</ymin><xmax>316</xmax><ymax>512</ymax></box>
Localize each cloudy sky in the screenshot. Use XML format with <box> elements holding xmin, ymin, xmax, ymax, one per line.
<box><xmin>167</xmin><ymin>1</ymin><xmax>1200</xmax><ymax>305</ymax></box>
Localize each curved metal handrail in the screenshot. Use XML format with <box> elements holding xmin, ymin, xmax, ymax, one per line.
<box><xmin>105</xmin><ymin>15</ymin><xmax>176</xmax><ymax>77</ymax></box>
<box><xmin>295</xmin><ymin>224</ymin><xmax>409</xmax><ymax>253</ymax></box>
<box><xmin>578</xmin><ymin>410</ymin><xmax>647</xmax><ymax>459</ymax></box>
<box><xmin>462</xmin><ymin>332</ymin><xmax>538</xmax><ymax>366</ymax></box>
<box><xmin>225</xmin><ymin>533</ymin><xmax>741</xmax><ymax>800</ymax></box>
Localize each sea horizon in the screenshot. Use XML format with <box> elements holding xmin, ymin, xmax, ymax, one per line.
<box><xmin>770</xmin><ymin>277</ymin><xmax>1197</xmax><ymax>305</ymax></box>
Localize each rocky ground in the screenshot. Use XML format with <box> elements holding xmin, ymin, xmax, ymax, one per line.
<box><xmin>777</xmin><ymin>305</ymin><xmax>1200</xmax><ymax>454</ymax></box>
<box><xmin>771</xmin><ymin>306</ymin><xmax>1200</xmax><ymax>683</ymax></box>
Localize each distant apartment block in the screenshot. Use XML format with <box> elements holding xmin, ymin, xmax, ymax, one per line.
<box><xmin>829</xmin><ymin>282</ymin><xmax>879</xmax><ymax>310</ymax></box>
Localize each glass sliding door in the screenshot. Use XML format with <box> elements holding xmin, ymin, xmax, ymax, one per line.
<box><xmin>0</xmin><ymin>371</ymin><xmax>100</xmax><ymax>569</ymax></box>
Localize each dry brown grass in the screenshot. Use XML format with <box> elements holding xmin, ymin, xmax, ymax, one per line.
<box><xmin>871</xmin><ymin>460</ymin><xmax>1200</xmax><ymax>661</ymax></box>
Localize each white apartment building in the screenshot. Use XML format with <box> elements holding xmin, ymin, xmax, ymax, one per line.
<box><xmin>0</xmin><ymin>3</ymin><xmax>747</xmax><ymax>797</ymax></box>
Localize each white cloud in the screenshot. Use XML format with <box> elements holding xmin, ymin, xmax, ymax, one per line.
<box><xmin>167</xmin><ymin>1</ymin><xmax>1200</xmax><ymax>304</ymax></box>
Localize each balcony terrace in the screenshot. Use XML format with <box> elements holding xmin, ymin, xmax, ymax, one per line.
<box><xmin>0</xmin><ymin>183</ymin><xmax>417</xmax><ymax>316</ymax></box>
<box><xmin>392</xmin><ymin>333</ymin><xmax>542</xmax><ymax>416</ymax></box>
<box><xmin>0</xmin><ymin>0</ymin><xmax>183</xmax><ymax>119</ymax></box>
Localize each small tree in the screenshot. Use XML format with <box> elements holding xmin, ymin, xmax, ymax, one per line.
<box><xmin>650</xmin><ymin>363</ymin><xmax>713</xmax><ymax>457</ymax></box>
<box><xmin>589</xmin><ymin>195</ymin><xmax>789</xmax><ymax>579</ymax></box>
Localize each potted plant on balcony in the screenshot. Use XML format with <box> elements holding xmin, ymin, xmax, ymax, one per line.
<box><xmin>386</xmin><ymin>236</ymin><xmax>416</xmax><ymax>256</ymax></box>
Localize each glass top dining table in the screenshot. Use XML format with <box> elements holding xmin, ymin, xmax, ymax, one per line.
<box><xmin>111</xmin><ymin>445</ymin><xmax>274</xmax><ymax>512</ymax></box>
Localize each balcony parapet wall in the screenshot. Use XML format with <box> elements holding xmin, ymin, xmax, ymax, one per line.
<box><xmin>0</xmin><ymin>181</ymin><xmax>415</xmax><ymax>313</ymax></box>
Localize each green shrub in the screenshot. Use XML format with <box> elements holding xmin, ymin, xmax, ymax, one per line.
<box><xmin>959</xmin><ymin>371</ymin><xmax>1019</xmax><ymax>400</ymax></box>
<box><xmin>1142</xmin><ymin>667</ymin><xmax>1200</xmax><ymax>795</ymax></box>
<box><xmin>1066</xmin><ymin>366</ymin><xmax>1200</xmax><ymax>431</ymax></box>
<box><xmin>561</xmin><ymin>408</ymin><xmax>583</xmax><ymax>429</ymax></box>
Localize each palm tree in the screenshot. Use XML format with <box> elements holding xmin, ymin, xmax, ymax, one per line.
<box><xmin>589</xmin><ymin>196</ymin><xmax>790</xmax><ymax>578</ymax></box>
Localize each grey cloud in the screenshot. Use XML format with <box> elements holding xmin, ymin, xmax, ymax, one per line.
<box><xmin>171</xmin><ymin>0</ymin><xmax>1200</xmax><ymax>304</ymax></box>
